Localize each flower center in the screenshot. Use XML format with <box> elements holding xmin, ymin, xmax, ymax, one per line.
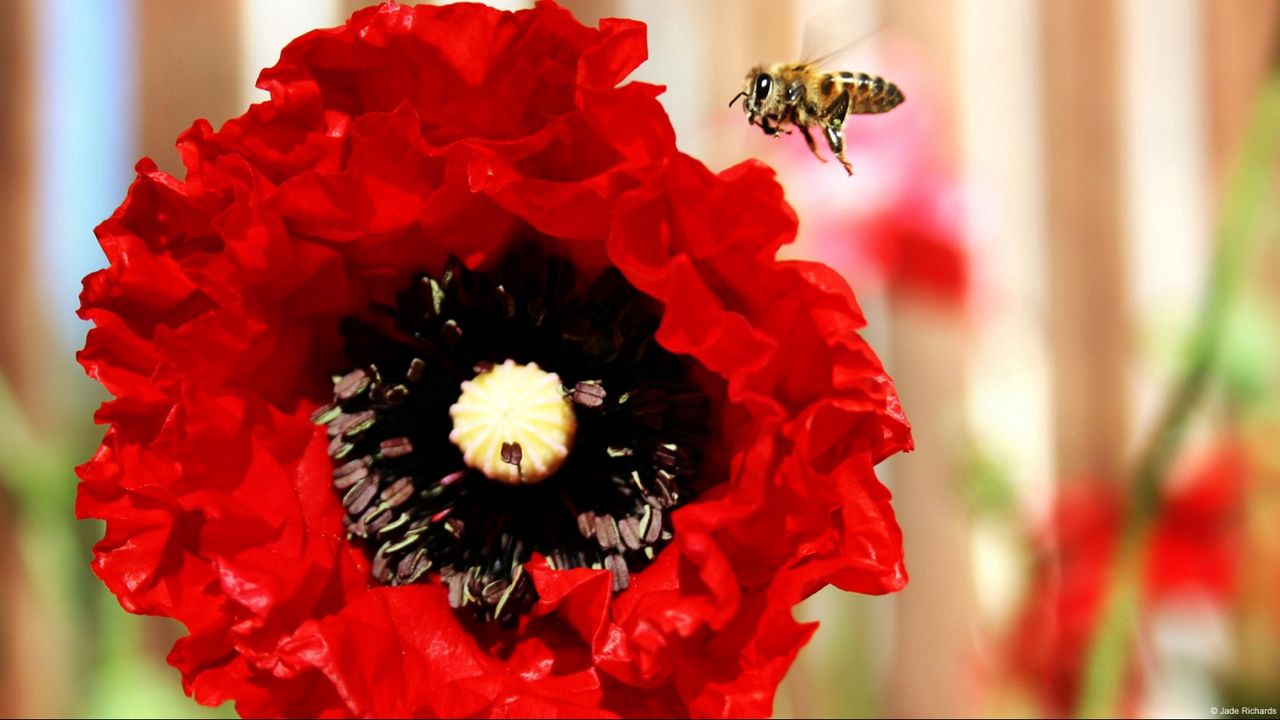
<box><xmin>313</xmin><ymin>245</ymin><xmax>710</xmax><ymax>626</ymax></box>
<box><xmin>448</xmin><ymin>360</ymin><xmax>576</xmax><ymax>485</ymax></box>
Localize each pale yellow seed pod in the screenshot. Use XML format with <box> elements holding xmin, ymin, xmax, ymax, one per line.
<box><xmin>448</xmin><ymin>360</ymin><xmax>576</xmax><ymax>485</ymax></box>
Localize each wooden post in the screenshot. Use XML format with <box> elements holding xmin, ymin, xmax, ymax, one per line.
<box><xmin>0</xmin><ymin>1</ymin><xmax>75</xmax><ymax>716</ymax></box>
<box><xmin>1204</xmin><ymin>0</ymin><xmax>1280</xmax><ymax>188</ymax></box>
<box><xmin>883</xmin><ymin>299</ymin><xmax>975</xmax><ymax>718</ymax></box>
<box><xmin>0</xmin><ymin>0</ymin><xmax>56</xmax><ymax>432</ymax></box>
<box><xmin>874</xmin><ymin>1</ymin><xmax>977</xmax><ymax>715</ymax></box>
<box><xmin>137</xmin><ymin>0</ymin><xmax>242</xmax><ymax>175</ymax></box>
<box><xmin>1040</xmin><ymin>0</ymin><xmax>1130</xmax><ymax>482</ymax></box>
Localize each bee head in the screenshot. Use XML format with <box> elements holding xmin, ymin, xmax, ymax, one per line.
<box><xmin>731</xmin><ymin>66</ymin><xmax>774</xmax><ymax>118</ymax></box>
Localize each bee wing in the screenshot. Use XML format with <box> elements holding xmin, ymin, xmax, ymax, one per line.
<box><xmin>799</xmin><ymin>0</ymin><xmax>887</xmax><ymax>67</ymax></box>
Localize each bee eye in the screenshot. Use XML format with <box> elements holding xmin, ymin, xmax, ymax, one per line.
<box><xmin>753</xmin><ymin>74</ymin><xmax>772</xmax><ymax>102</ymax></box>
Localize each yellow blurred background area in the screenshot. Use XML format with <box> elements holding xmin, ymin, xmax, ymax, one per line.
<box><xmin>0</xmin><ymin>0</ymin><xmax>1278</xmax><ymax>717</ymax></box>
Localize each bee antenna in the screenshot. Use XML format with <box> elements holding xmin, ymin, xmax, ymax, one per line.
<box><xmin>728</xmin><ymin>91</ymin><xmax>746</xmax><ymax>108</ymax></box>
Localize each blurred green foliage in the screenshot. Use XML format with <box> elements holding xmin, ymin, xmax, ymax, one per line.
<box><xmin>0</xmin><ymin>374</ymin><xmax>233</xmax><ymax>718</ymax></box>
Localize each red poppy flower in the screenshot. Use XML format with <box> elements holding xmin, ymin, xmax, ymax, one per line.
<box><xmin>76</xmin><ymin>2</ymin><xmax>911</xmax><ymax>717</ymax></box>
<box><xmin>1008</xmin><ymin>443</ymin><xmax>1246</xmax><ymax>715</ymax></box>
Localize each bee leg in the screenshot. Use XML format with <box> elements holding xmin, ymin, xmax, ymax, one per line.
<box><xmin>798</xmin><ymin>124</ymin><xmax>827</xmax><ymax>163</ymax></box>
<box><xmin>822</xmin><ymin>94</ymin><xmax>853</xmax><ymax>175</ymax></box>
<box><xmin>761</xmin><ymin>115</ymin><xmax>791</xmax><ymax>137</ymax></box>
<box><xmin>777</xmin><ymin>111</ymin><xmax>794</xmax><ymax>135</ymax></box>
<box><xmin>823</xmin><ymin>124</ymin><xmax>853</xmax><ymax>176</ymax></box>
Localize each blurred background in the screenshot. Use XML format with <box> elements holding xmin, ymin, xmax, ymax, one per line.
<box><xmin>1</xmin><ymin>0</ymin><xmax>1278</xmax><ymax>717</ymax></box>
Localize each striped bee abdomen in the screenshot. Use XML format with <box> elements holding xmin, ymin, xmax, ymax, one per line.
<box><xmin>828</xmin><ymin>71</ymin><xmax>905</xmax><ymax>114</ymax></box>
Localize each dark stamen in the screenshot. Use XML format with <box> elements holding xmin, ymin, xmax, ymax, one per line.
<box><xmin>573</xmin><ymin>381</ymin><xmax>607</xmax><ymax>408</ymax></box>
<box><xmin>500</xmin><ymin>441</ymin><xmax>523</xmax><ymax>467</ymax></box>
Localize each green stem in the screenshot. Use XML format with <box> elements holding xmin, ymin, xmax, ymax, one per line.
<box><xmin>1132</xmin><ymin>74</ymin><xmax>1280</xmax><ymax>517</ymax></box>
<box><xmin>1077</xmin><ymin>59</ymin><xmax>1280</xmax><ymax>717</ymax></box>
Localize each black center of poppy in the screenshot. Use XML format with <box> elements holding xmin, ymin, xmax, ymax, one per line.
<box><xmin>311</xmin><ymin>244</ymin><xmax>709</xmax><ymax>625</ymax></box>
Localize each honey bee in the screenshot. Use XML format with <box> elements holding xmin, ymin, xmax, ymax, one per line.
<box><xmin>730</xmin><ymin>63</ymin><xmax>904</xmax><ymax>175</ymax></box>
